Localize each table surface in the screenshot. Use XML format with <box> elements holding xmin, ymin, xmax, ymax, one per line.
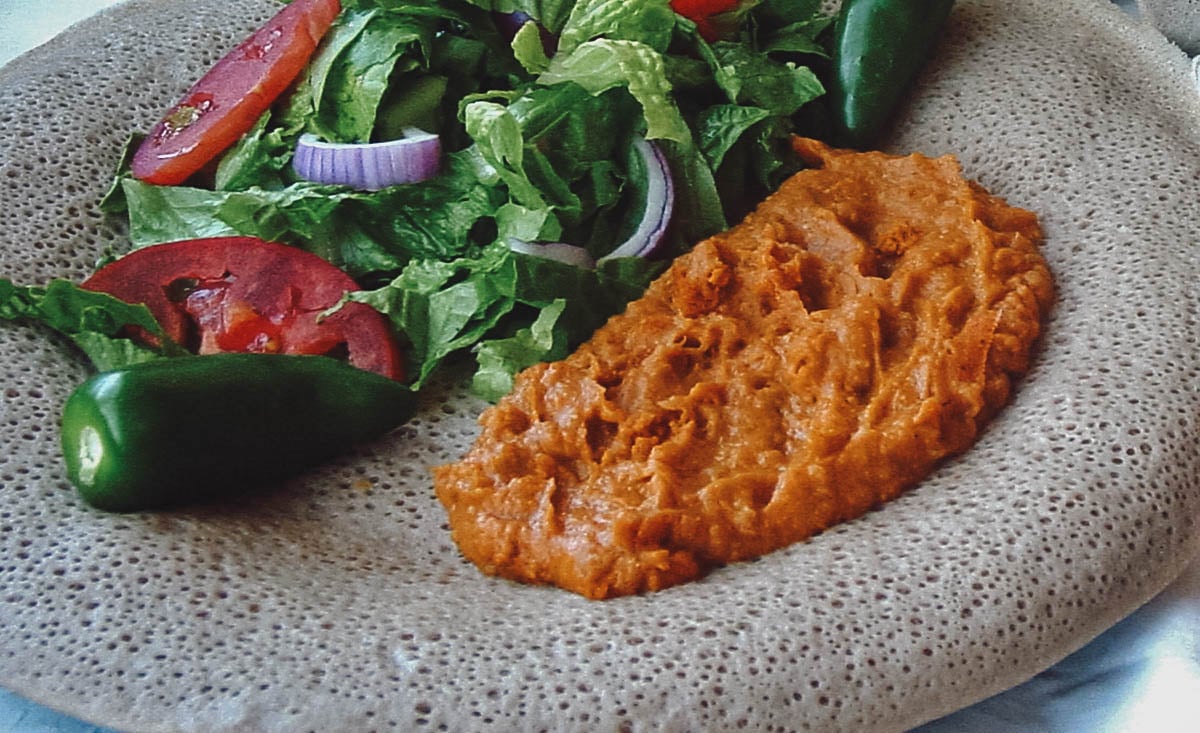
<box><xmin>1</xmin><ymin>0</ymin><xmax>1197</xmax><ymax>731</ymax></box>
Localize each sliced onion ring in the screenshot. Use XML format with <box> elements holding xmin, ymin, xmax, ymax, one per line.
<box><xmin>508</xmin><ymin>137</ymin><xmax>675</xmax><ymax>269</ymax></box>
<box><xmin>292</xmin><ymin>128</ymin><xmax>441</xmax><ymax>191</ymax></box>
<box><xmin>506</xmin><ymin>238</ymin><xmax>596</xmax><ymax>269</ymax></box>
<box><xmin>597</xmin><ymin>137</ymin><xmax>675</xmax><ymax>263</ymax></box>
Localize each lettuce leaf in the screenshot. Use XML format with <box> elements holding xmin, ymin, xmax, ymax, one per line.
<box><xmin>0</xmin><ymin>278</ymin><xmax>183</xmax><ymax>371</ymax></box>
<box><xmin>471</xmin><ymin>298</ymin><xmax>567</xmax><ymax>400</ymax></box>
<box><xmin>344</xmin><ymin>242</ymin><xmax>663</xmax><ymax>388</ymax></box>
<box><xmin>751</xmin><ymin>0</ymin><xmax>833</xmax><ymax>56</ymax></box>
<box><xmin>695</xmin><ymin>104</ymin><xmax>772</xmax><ymax>170</ymax></box>
<box><xmin>556</xmin><ymin>0</ymin><xmax>675</xmax><ymax>56</ymax></box>
<box><xmin>710</xmin><ymin>41</ymin><xmax>824</xmax><ymax>117</ymax></box>
<box><xmin>539</xmin><ymin>38</ymin><xmax>690</xmax><ymax>144</ymax></box>
<box><xmin>310</xmin><ymin>8</ymin><xmax>430</xmax><ymax>142</ymax></box>
<box><xmin>511</xmin><ymin>21</ymin><xmax>552</xmax><ymax>74</ymax></box>
<box><xmin>119</xmin><ymin>178</ymin><xmax>356</xmax><ymax>265</ymax></box>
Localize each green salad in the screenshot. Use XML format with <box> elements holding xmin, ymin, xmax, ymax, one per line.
<box><xmin>98</xmin><ymin>0</ymin><xmax>832</xmax><ymax>398</ymax></box>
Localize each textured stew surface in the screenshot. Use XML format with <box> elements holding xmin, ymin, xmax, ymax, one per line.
<box><xmin>439</xmin><ymin>137</ymin><xmax>1058</xmax><ymax>599</ymax></box>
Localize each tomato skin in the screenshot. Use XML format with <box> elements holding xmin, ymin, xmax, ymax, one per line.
<box><xmin>670</xmin><ymin>0</ymin><xmax>740</xmax><ymax>39</ymax></box>
<box><xmin>671</xmin><ymin>0</ymin><xmax>739</xmax><ymax>18</ymax></box>
<box><xmin>131</xmin><ymin>0</ymin><xmax>341</xmax><ymax>185</ymax></box>
<box><xmin>81</xmin><ymin>237</ymin><xmax>404</xmax><ymax>381</ymax></box>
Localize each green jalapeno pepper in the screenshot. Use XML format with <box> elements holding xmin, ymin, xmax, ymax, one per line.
<box><xmin>60</xmin><ymin>353</ymin><xmax>417</xmax><ymax>512</ymax></box>
<box><xmin>828</xmin><ymin>0</ymin><xmax>955</xmax><ymax>149</ymax></box>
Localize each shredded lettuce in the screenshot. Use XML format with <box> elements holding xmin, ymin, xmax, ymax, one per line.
<box><xmin>92</xmin><ymin>0</ymin><xmax>832</xmax><ymax>397</ymax></box>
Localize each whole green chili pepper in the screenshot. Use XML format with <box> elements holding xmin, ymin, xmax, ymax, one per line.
<box><xmin>60</xmin><ymin>353</ymin><xmax>417</xmax><ymax>512</ymax></box>
<box><xmin>828</xmin><ymin>0</ymin><xmax>955</xmax><ymax>149</ymax></box>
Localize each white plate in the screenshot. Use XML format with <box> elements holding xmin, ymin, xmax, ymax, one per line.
<box><xmin>1</xmin><ymin>1</ymin><xmax>1199</xmax><ymax>730</ymax></box>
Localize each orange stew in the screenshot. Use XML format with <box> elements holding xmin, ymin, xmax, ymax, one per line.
<box><xmin>434</xmin><ymin>138</ymin><xmax>1054</xmax><ymax>599</ymax></box>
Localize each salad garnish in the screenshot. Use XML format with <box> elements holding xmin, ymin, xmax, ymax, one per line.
<box><xmin>102</xmin><ymin>0</ymin><xmax>834</xmax><ymax>399</ymax></box>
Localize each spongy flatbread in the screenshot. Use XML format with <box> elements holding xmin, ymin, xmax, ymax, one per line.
<box><xmin>1137</xmin><ymin>0</ymin><xmax>1200</xmax><ymax>53</ymax></box>
<box><xmin>1</xmin><ymin>1</ymin><xmax>1198</xmax><ymax>731</ymax></box>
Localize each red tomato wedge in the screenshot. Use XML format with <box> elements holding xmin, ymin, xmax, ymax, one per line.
<box><xmin>131</xmin><ymin>0</ymin><xmax>342</xmax><ymax>186</ymax></box>
<box><xmin>81</xmin><ymin>237</ymin><xmax>404</xmax><ymax>381</ymax></box>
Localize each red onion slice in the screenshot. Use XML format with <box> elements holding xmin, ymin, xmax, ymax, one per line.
<box><xmin>494</xmin><ymin>11</ymin><xmax>557</xmax><ymax>55</ymax></box>
<box><xmin>597</xmin><ymin>137</ymin><xmax>675</xmax><ymax>263</ymax></box>
<box><xmin>292</xmin><ymin>128</ymin><xmax>441</xmax><ymax>191</ymax></box>
<box><xmin>506</xmin><ymin>238</ymin><xmax>596</xmax><ymax>269</ymax></box>
<box><xmin>508</xmin><ymin>137</ymin><xmax>675</xmax><ymax>269</ymax></box>
<box><xmin>494</xmin><ymin>11</ymin><xmax>535</xmax><ymax>38</ymax></box>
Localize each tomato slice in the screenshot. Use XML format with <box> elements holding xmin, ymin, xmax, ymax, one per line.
<box><xmin>81</xmin><ymin>237</ymin><xmax>404</xmax><ymax>381</ymax></box>
<box><xmin>131</xmin><ymin>0</ymin><xmax>341</xmax><ymax>186</ymax></box>
<box><xmin>670</xmin><ymin>0</ymin><xmax>740</xmax><ymax>39</ymax></box>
